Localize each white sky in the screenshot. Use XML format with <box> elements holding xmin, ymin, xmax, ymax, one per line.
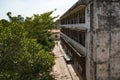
<box><xmin>0</xmin><ymin>0</ymin><xmax>78</xmax><ymax>20</ymax></box>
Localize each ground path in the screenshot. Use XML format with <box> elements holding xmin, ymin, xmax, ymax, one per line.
<box><xmin>51</xmin><ymin>41</ymin><xmax>80</xmax><ymax>80</ymax></box>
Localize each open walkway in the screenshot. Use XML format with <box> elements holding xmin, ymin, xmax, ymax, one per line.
<box><xmin>51</xmin><ymin>41</ymin><xmax>80</xmax><ymax>80</ymax></box>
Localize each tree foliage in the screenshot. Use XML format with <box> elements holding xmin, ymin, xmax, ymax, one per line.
<box><xmin>24</xmin><ymin>11</ymin><xmax>56</xmax><ymax>51</ymax></box>
<box><xmin>0</xmin><ymin>11</ymin><xmax>56</xmax><ymax>80</ymax></box>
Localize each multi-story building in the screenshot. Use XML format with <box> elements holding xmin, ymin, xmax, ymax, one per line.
<box><xmin>59</xmin><ymin>0</ymin><xmax>120</xmax><ymax>80</ymax></box>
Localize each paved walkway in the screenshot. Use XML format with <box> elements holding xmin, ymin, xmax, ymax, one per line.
<box><xmin>51</xmin><ymin>41</ymin><xmax>80</xmax><ymax>80</ymax></box>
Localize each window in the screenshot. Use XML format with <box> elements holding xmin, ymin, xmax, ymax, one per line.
<box><xmin>78</xmin><ymin>32</ymin><xmax>85</xmax><ymax>46</ymax></box>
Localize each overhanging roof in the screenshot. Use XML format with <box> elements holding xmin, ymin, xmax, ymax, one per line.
<box><xmin>60</xmin><ymin>0</ymin><xmax>91</xmax><ymax>19</ymax></box>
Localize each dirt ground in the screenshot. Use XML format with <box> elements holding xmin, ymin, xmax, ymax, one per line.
<box><xmin>51</xmin><ymin>41</ymin><xmax>72</xmax><ymax>80</ymax></box>
<box><xmin>51</xmin><ymin>41</ymin><xmax>80</xmax><ymax>80</ymax></box>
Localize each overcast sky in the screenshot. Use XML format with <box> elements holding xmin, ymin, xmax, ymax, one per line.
<box><xmin>0</xmin><ymin>0</ymin><xmax>78</xmax><ymax>20</ymax></box>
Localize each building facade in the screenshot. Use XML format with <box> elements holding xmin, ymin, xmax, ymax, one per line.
<box><xmin>48</xmin><ymin>29</ymin><xmax>60</xmax><ymax>40</ymax></box>
<box><xmin>59</xmin><ymin>0</ymin><xmax>120</xmax><ymax>80</ymax></box>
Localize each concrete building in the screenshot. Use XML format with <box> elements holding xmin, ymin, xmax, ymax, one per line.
<box><xmin>59</xmin><ymin>0</ymin><xmax>120</xmax><ymax>80</ymax></box>
<box><xmin>48</xmin><ymin>29</ymin><xmax>60</xmax><ymax>40</ymax></box>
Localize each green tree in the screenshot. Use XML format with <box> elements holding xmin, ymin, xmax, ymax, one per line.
<box><xmin>0</xmin><ymin>19</ymin><xmax>10</xmax><ymax>27</ymax></box>
<box><xmin>6</xmin><ymin>12</ymin><xmax>23</xmax><ymax>22</ymax></box>
<box><xmin>0</xmin><ymin>11</ymin><xmax>55</xmax><ymax>80</ymax></box>
<box><xmin>24</xmin><ymin>10</ymin><xmax>57</xmax><ymax>51</ymax></box>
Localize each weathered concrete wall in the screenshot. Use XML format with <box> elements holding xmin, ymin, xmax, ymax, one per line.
<box><xmin>110</xmin><ymin>31</ymin><xmax>120</xmax><ymax>79</ymax></box>
<box><xmin>93</xmin><ymin>1</ymin><xmax>120</xmax><ymax>80</ymax></box>
<box><xmin>85</xmin><ymin>3</ymin><xmax>92</xmax><ymax>80</ymax></box>
<box><xmin>59</xmin><ymin>0</ymin><xmax>120</xmax><ymax>80</ymax></box>
<box><xmin>96</xmin><ymin>63</ymin><xmax>109</xmax><ymax>80</ymax></box>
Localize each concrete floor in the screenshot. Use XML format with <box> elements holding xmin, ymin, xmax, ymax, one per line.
<box><xmin>51</xmin><ymin>41</ymin><xmax>80</xmax><ymax>80</ymax></box>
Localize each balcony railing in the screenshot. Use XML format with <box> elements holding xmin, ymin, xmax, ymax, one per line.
<box><xmin>60</xmin><ymin>32</ymin><xmax>86</xmax><ymax>56</ymax></box>
<box><xmin>59</xmin><ymin>24</ymin><xmax>87</xmax><ymax>31</ymax></box>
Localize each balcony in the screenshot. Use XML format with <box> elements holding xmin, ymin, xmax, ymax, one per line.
<box><xmin>60</xmin><ymin>32</ymin><xmax>86</xmax><ymax>56</ymax></box>
<box><xmin>59</xmin><ymin>24</ymin><xmax>87</xmax><ymax>31</ymax></box>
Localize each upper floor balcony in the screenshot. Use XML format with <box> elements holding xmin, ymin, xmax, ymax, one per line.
<box><xmin>60</xmin><ymin>32</ymin><xmax>87</xmax><ymax>56</ymax></box>
<box><xmin>59</xmin><ymin>4</ymin><xmax>87</xmax><ymax>30</ymax></box>
<box><xmin>59</xmin><ymin>24</ymin><xmax>87</xmax><ymax>31</ymax></box>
